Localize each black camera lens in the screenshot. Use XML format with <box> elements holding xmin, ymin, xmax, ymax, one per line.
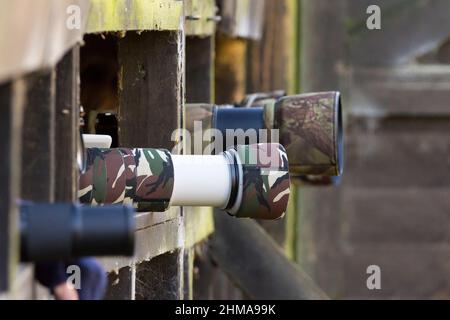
<box><xmin>20</xmin><ymin>203</ymin><xmax>135</xmax><ymax>262</ymax></box>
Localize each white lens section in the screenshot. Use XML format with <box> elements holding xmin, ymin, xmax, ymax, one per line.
<box><xmin>170</xmin><ymin>155</ymin><xmax>231</xmax><ymax>208</ymax></box>
<box><xmin>82</xmin><ymin>134</ymin><xmax>112</xmax><ymax>149</ymax></box>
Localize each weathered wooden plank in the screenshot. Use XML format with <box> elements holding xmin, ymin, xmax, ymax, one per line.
<box><xmin>300</xmin><ymin>0</ymin><xmax>346</xmax><ymax>92</ymax></box>
<box><xmin>193</xmin><ymin>240</ymin><xmax>245</xmax><ymax>300</ymax></box>
<box><xmin>346</xmin><ymin>0</ymin><xmax>450</xmax><ymax>66</ymax></box>
<box><xmin>185</xmin><ymin>0</ymin><xmax>217</xmax><ymax>37</ymax></box>
<box><xmin>346</xmin><ymin>116</ymin><xmax>450</xmax><ymax>188</ymax></box>
<box><xmin>184</xmin><ymin>208</ymin><xmax>214</xmax><ymax>249</ymax></box>
<box><xmin>86</xmin><ymin>0</ymin><xmax>183</xmax><ymax>34</ymax></box>
<box><xmin>348</xmin><ymin>66</ymin><xmax>450</xmax><ymax>117</ymax></box>
<box><xmin>246</xmin><ymin>0</ymin><xmax>301</xmax><ymax>250</ymax></box>
<box><xmin>211</xmin><ymin>212</ymin><xmax>328</xmax><ymax>300</ymax></box>
<box><xmin>54</xmin><ymin>47</ymin><xmax>80</xmax><ymax>202</ymax></box>
<box><xmin>247</xmin><ymin>0</ymin><xmax>290</xmax><ymax>93</ymax></box>
<box><xmin>218</xmin><ymin>0</ymin><xmax>266</xmax><ymax>40</ymax></box>
<box><xmin>21</xmin><ymin>71</ymin><xmax>56</xmax><ymax>202</ymax></box>
<box><xmin>117</xmin><ymin>29</ymin><xmax>185</xmax><ymax>300</ymax></box>
<box><xmin>342</xmin><ymin>188</ymin><xmax>450</xmax><ymax>244</ymax></box>
<box><xmin>340</xmin><ymin>244</ymin><xmax>450</xmax><ymax>299</ymax></box>
<box><xmin>19</xmin><ymin>70</ymin><xmax>56</xmax><ymax>299</ymax></box>
<box><xmin>0</xmin><ymin>0</ymin><xmax>88</xmax><ymax>84</ymax></box>
<box><xmin>0</xmin><ymin>82</ymin><xmax>13</xmax><ymax>292</ymax></box>
<box><xmin>99</xmin><ymin>207</ymin><xmax>213</xmax><ymax>272</ymax></box>
<box><xmin>215</xmin><ymin>34</ymin><xmax>247</xmax><ymax>104</ymax></box>
<box><xmin>135</xmin><ymin>250</ymin><xmax>183</xmax><ymax>300</ymax></box>
<box><xmin>246</xmin><ymin>0</ymin><xmax>300</xmax><ymax>95</ymax></box>
<box><xmin>186</xmin><ymin>36</ymin><xmax>215</xmax><ymax>103</ymax></box>
<box><xmin>0</xmin><ymin>80</ymin><xmax>25</xmax><ymax>292</ymax></box>
<box><xmin>0</xmin><ymin>0</ymin><xmax>187</xmax><ymax>84</ymax></box>
<box><xmin>183</xmin><ymin>247</ymin><xmax>194</xmax><ymax>300</ymax></box>
<box><xmin>118</xmin><ymin>31</ymin><xmax>183</xmax><ymax>149</ymax></box>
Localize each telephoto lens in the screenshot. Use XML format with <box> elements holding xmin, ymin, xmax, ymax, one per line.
<box><xmin>20</xmin><ymin>203</ymin><xmax>135</xmax><ymax>262</ymax></box>
<box><xmin>79</xmin><ymin>143</ymin><xmax>290</xmax><ymax>220</ymax></box>
<box><xmin>186</xmin><ymin>91</ymin><xmax>344</xmax><ymax>178</ymax></box>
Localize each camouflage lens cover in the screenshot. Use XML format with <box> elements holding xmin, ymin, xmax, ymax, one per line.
<box><xmin>79</xmin><ymin>148</ymin><xmax>174</xmax><ymax>212</ymax></box>
<box><xmin>229</xmin><ymin>143</ymin><xmax>290</xmax><ymax>220</ymax></box>
<box><xmin>275</xmin><ymin>91</ymin><xmax>343</xmax><ymax>177</ymax></box>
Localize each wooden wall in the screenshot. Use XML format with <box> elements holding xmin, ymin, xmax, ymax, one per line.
<box><xmin>298</xmin><ymin>0</ymin><xmax>450</xmax><ymax>299</ymax></box>
<box><xmin>0</xmin><ymin>0</ymin><xmax>306</xmax><ymax>300</ymax></box>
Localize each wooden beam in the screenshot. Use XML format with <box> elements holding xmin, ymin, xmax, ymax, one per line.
<box><xmin>346</xmin><ymin>0</ymin><xmax>450</xmax><ymax>66</ymax></box>
<box><xmin>118</xmin><ymin>31</ymin><xmax>183</xmax><ymax>149</ymax></box>
<box><xmin>186</xmin><ymin>36</ymin><xmax>215</xmax><ymax>103</ymax></box>
<box><xmin>0</xmin><ymin>0</ymin><xmax>88</xmax><ymax>84</ymax></box>
<box><xmin>193</xmin><ymin>240</ymin><xmax>245</xmax><ymax>300</ymax></box>
<box><xmin>21</xmin><ymin>71</ymin><xmax>56</xmax><ymax>202</ymax></box>
<box><xmin>215</xmin><ymin>34</ymin><xmax>247</xmax><ymax>104</ymax></box>
<box><xmin>218</xmin><ymin>0</ymin><xmax>266</xmax><ymax>40</ymax></box>
<box><xmin>301</xmin><ymin>0</ymin><xmax>345</xmax><ymax>92</ymax></box>
<box><xmin>0</xmin><ymin>80</ymin><xmax>25</xmax><ymax>292</ymax></box>
<box><xmin>54</xmin><ymin>46</ymin><xmax>80</xmax><ymax>202</ymax></box>
<box><xmin>185</xmin><ymin>0</ymin><xmax>217</xmax><ymax>37</ymax></box>
<box><xmin>246</xmin><ymin>0</ymin><xmax>299</xmax><ymax>95</ymax></box>
<box><xmin>245</xmin><ymin>0</ymin><xmax>301</xmax><ymax>253</ymax></box>
<box><xmin>211</xmin><ymin>212</ymin><xmax>328</xmax><ymax>300</ymax></box>
<box><xmin>86</xmin><ymin>0</ymin><xmax>183</xmax><ymax>34</ymax></box>
<box><xmin>183</xmin><ymin>247</ymin><xmax>194</xmax><ymax>300</ymax></box>
<box><xmin>117</xmin><ymin>30</ymin><xmax>185</xmax><ymax>300</ymax></box>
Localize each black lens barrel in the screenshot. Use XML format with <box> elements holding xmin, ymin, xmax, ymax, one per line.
<box><xmin>20</xmin><ymin>203</ymin><xmax>135</xmax><ymax>262</ymax></box>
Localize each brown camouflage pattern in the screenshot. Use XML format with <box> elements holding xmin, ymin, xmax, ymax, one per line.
<box><xmin>275</xmin><ymin>92</ymin><xmax>343</xmax><ymax>176</ymax></box>
<box><xmin>230</xmin><ymin>143</ymin><xmax>290</xmax><ymax>220</ymax></box>
<box><xmin>185</xmin><ymin>91</ymin><xmax>343</xmax><ymax>178</ymax></box>
<box><xmin>78</xmin><ymin>148</ymin><xmax>174</xmax><ymax>212</ymax></box>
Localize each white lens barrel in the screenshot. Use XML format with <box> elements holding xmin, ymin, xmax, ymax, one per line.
<box><xmin>170</xmin><ymin>155</ymin><xmax>233</xmax><ymax>208</ymax></box>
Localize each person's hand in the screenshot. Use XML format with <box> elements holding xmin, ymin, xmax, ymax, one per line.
<box><xmin>53</xmin><ymin>282</ymin><xmax>79</xmax><ymax>300</ymax></box>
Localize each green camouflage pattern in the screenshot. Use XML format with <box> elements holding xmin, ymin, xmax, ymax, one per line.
<box><xmin>275</xmin><ymin>92</ymin><xmax>343</xmax><ymax>176</ymax></box>
<box><xmin>78</xmin><ymin>148</ymin><xmax>174</xmax><ymax>211</ymax></box>
<box><xmin>230</xmin><ymin>143</ymin><xmax>290</xmax><ymax>220</ymax></box>
<box><xmin>185</xmin><ymin>91</ymin><xmax>343</xmax><ymax>178</ymax></box>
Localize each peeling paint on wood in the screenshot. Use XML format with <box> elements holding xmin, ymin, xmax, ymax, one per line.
<box><xmin>86</xmin><ymin>0</ymin><xmax>183</xmax><ymax>33</ymax></box>
<box><xmin>184</xmin><ymin>0</ymin><xmax>217</xmax><ymax>36</ymax></box>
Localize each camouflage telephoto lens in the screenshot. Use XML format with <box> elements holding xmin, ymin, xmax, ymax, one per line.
<box><xmin>20</xmin><ymin>203</ymin><xmax>135</xmax><ymax>262</ymax></box>
<box><xmin>185</xmin><ymin>91</ymin><xmax>344</xmax><ymax>180</ymax></box>
<box><xmin>275</xmin><ymin>91</ymin><xmax>343</xmax><ymax>177</ymax></box>
<box><xmin>79</xmin><ymin>144</ymin><xmax>290</xmax><ymax>220</ymax></box>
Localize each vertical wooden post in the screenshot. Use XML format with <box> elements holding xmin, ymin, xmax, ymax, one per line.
<box><xmin>300</xmin><ymin>0</ymin><xmax>345</xmax><ymax>92</ymax></box>
<box><xmin>215</xmin><ymin>34</ymin><xmax>248</xmax><ymax>104</ymax></box>
<box><xmin>246</xmin><ymin>0</ymin><xmax>300</xmax><ymax>253</ymax></box>
<box><xmin>186</xmin><ymin>36</ymin><xmax>215</xmax><ymax>103</ymax></box>
<box><xmin>54</xmin><ymin>46</ymin><xmax>80</xmax><ymax>202</ymax></box>
<box><xmin>297</xmin><ymin>0</ymin><xmax>346</xmax><ymax>297</ymax></box>
<box><xmin>20</xmin><ymin>71</ymin><xmax>56</xmax><ymax>299</ymax></box>
<box><xmin>118</xmin><ymin>31</ymin><xmax>184</xmax><ymax>150</ymax></box>
<box><xmin>0</xmin><ymin>80</ymin><xmax>25</xmax><ymax>292</ymax></box>
<box><xmin>21</xmin><ymin>71</ymin><xmax>56</xmax><ymax>202</ymax></box>
<box><xmin>183</xmin><ymin>248</ymin><xmax>194</xmax><ymax>300</ymax></box>
<box><xmin>118</xmin><ymin>30</ymin><xmax>185</xmax><ymax>300</ymax></box>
